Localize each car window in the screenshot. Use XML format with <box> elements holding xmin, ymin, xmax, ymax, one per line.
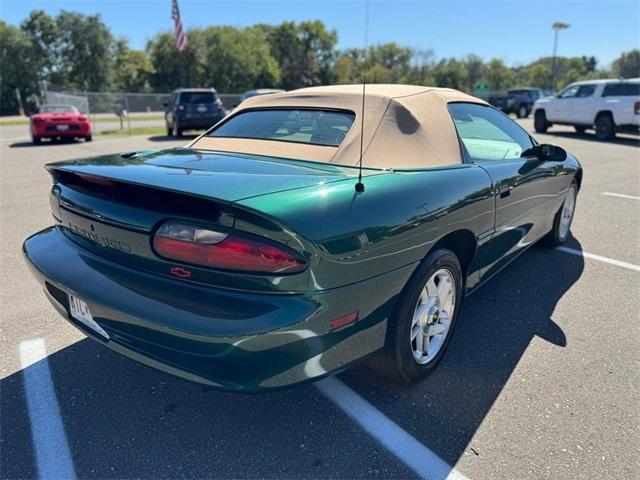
<box><xmin>448</xmin><ymin>103</ymin><xmax>535</xmax><ymax>162</ymax></box>
<box><xmin>40</xmin><ymin>105</ymin><xmax>79</xmax><ymax>113</ymax></box>
<box><xmin>602</xmin><ymin>83</ymin><xmax>640</xmax><ymax>96</ymax></box>
<box><xmin>208</xmin><ymin>109</ymin><xmax>356</xmax><ymax>147</ymax></box>
<box><xmin>577</xmin><ymin>85</ymin><xmax>596</xmax><ymax>97</ymax></box>
<box><xmin>180</xmin><ymin>92</ymin><xmax>216</xmax><ymax>104</ymax></box>
<box><xmin>558</xmin><ymin>85</ymin><xmax>580</xmax><ymax>98</ymax></box>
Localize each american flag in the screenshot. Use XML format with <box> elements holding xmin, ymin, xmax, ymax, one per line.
<box><xmin>171</xmin><ymin>0</ymin><xmax>188</xmax><ymax>52</ymax></box>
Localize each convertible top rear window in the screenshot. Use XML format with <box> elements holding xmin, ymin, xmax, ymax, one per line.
<box><xmin>208</xmin><ymin>109</ymin><xmax>355</xmax><ymax>147</ymax></box>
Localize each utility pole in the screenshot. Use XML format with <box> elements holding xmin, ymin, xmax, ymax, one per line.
<box><xmin>551</xmin><ymin>22</ymin><xmax>570</xmax><ymax>89</ymax></box>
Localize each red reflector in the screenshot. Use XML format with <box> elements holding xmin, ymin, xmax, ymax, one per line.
<box><xmin>154</xmin><ymin>233</ymin><xmax>306</xmax><ymax>274</ymax></box>
<box><xmin>330</xmin><ymin>311</ymin><xmax>359</xmax><ymax>330</ymax></box>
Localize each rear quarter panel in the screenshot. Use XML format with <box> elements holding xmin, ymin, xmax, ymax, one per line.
<box><xmin>237</xmin><ymin>164</ymin><xmax>495</xmax><ymax>291</ymax></box>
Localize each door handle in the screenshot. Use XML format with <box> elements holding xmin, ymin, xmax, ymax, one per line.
<box><xmin>498</xmin><ymin>185</ymin><xmax>513</xmax><ymax>198</ymax></box>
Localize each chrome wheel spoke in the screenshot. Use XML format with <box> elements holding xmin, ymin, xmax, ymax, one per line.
<box><xmin>410</xmin><ymin>268</ymin><xmax>456</xmax><ymax>365</ymax></box>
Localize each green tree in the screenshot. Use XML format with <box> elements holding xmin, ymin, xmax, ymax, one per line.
<box><xmin>54</xmin><ymin>11</ymin><xmax>115</xmax><ymax>91</ymax></box>
<box><xmin>432</xmin><ymin>59</ymin><xmax>468</xmax><ymax>90</ymax></box>
<box><xmin>0</xmin><ymin>21</ymin><xmax>40</xmax><ymax>114</ymax></box>
<box><xmin>20</xmin><ymin>10</ymin><xmax>59</xmax><ymax>81</ymax></box>
<box><xmin>482</xmin><ymin>58</ymin><xmax>513</xmax><ymax>91</ymax></box>
<box><xmin>261</xmin><ymin>21</ymin><xmax>337</xmax><ymax>89</ymax></box>
<box><xmin>612</xmin><ymin>49</ymin><xmax>640</xmax><ymax>78</ymax></box>
<box><xmin>113</xmin><ymin>39</ymin><xmax>153</xmax><ymax>91</ymax></box>
<box><xmin>463</xmin><ymin>54</ymin><xmax>486</xmax><ymax>92</ymax></box>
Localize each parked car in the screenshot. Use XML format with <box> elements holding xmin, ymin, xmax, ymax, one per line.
<box><xmin>30</xmin><ymin>105</ymin><xmax>92</xmax><ymax>144</ymax></box>
<box><xmin>24</xmin><ymin>85</ymin><xmax>581</xmax><ymax>392</ymax></box>
<box><xmin>164</xmin><ymin>88</ymin><xmax>226</xmax><ymax>137</ymax></box>
<box><xmin>239</xmin><ymin>89</ymin><xmax>285</xmax><ymax>103</ymax></box>
<box><xmin>533</xmin><ymin>78</ymin><xmax>640</xmax><ymax>140</ymax></box>
<box><xmin>488</xmin><ymin>88</ymin><xmax>547</xmax><ymax>118</ymax></box>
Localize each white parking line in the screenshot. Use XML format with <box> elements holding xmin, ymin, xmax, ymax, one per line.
<box><xmin>556</xmin><ymin>246</ymin><xmax>640</xmax><ymax>272</ymax></box>
<box><xmin>316</xmin><ymin>376</ymin><xmax>468</xmax><ymax>480</ymax></box>
<box><xmin>19</xmin><ymin>339</ymin><xmax>77</xmax><ymax>480</ymax></box>
<box><xmin>602</xmin><ymin>192</ymin><xmax>640</xmax><ymax>201</ymax></box>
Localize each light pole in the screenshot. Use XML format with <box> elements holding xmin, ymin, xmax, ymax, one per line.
<box><xmin>550</xmin><ymin>22</ymin><xmax>570</xmax><ymax>89</ymax></box>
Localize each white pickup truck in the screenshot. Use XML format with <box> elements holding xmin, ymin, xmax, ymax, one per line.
<box><xmin>532</xmin><ymin>78</ymin><xmax>640</xmax><ymax>140</ymax></box>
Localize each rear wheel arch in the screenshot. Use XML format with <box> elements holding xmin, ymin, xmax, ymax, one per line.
<box><xmin>594</xmin><ymin>110</ymin><xmax>614</xmax><ymax>124</ymax></box>
<box><xmin>427</xmin><ymin>230</ymin><xmax>477</xmax><ymax>286</ymax></box>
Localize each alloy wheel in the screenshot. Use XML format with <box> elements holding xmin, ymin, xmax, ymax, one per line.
<box><xmin>410</xmin><ymin>268</ymin><xmax>456</xmax><ymax>364</ymax></box>
<box><xmin>559</xmin><ymin>185</ymin><xmax>576</xmax><ymax>240</ymax></box>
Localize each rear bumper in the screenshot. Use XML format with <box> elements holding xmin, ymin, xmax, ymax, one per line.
<box><xmin>34</xmin><ymin>124</ymin><xmax>91</xmax><ymax>137</ymax></box>
<box><xmin>23</xmin><ymin>227</ymin><xmax>412</xmax><ymax>392</ymax></box>
<box><xmin>178</xmin><ymin>115</ymin><xmax>224</xmax><ymax>130</ymax></box>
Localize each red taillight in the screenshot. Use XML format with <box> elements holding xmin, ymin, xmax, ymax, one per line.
<box><xmin>77</xmin><ymin>115</ymin><xmax>89</xmax><ymax>122</ymax></box>
<box><xmin>32</xmin><ymin>117</ymin><xmax>45</xmax><ymax>125</ymax></box>
<box><xmin>75</xmin><ymin>173</ymin><xmax>115</xmax><ymax>187</ymax></box>
<box><xmin>635</xmin><ymin>101</ymin><xmax>640</xmax><ymax>115</ymax></box>
<box><xmin>153</xmin><ymin>222</ymin><xmax>306</xmax><ymax>274</ymax></box>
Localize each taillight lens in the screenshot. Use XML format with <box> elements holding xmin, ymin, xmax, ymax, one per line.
<box><xmin>32</xmin><ymin>117</ymin><xmax>45</xmax><ymax>125</ymax></box>
<box><xmin>635</xmin><ymin>101</ymin><xmax>640</xmax><ymax>115</ymax></box>
<box><xmin>153</xmin><ymin>222</ymin><xmax>306</xmax><ymax>274</ymax></box>
<box><xmin>77</xmin><ymin>115</ymin><xmax>89</xmax><ymax>122</ymax></box>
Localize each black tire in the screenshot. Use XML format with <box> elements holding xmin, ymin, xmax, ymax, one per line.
<box><xmin>173</xmin><ymin>124</ymin><xmax>183</xmax><ymax>137</ymax></box>
<box><xmin>32</xmin><ymin>135</ymin><xmax>41</xmax><ymax>145</ymax></box>
<box><xmin>574</xmin><ymin>126</ymin><xmax>587</xmax><ymax>134</ymax></box>
<box><xmin>166</xmin><ymin>123</ymin><xmax>172</xmax><ymax>136</ymax></box>
<box><xmin>534</xmin><ymin>110</ymin><xmax>549</xmax><ymax>133</ymax></box>
<box><xmin>367</xmin><ymin>248</ymin><xmax>463</xmax><ymax>383</ymax></box>
<box><xmin>543</xmin><ymin>181</ymin><xmax>578</xmax><ymax>247</ymax></box>
<box><xmin>516</xmin><ymin>104</ymin><xmax>528</xmax><ymax>119</ymax></box>
<box><xmin>84</xmin><ymin>134</ymin><xmax>92</xmax><ymax>142</ymax></box>
<box><xmin>595</xmin><ymin>115</ymin><xmax>615</xmax><ymax>140</ymax></box>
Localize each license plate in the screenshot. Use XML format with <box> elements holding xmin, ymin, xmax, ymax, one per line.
<box><xmin>56</xmin><ymin>124</ymin><xmax>69</xmax><ymax>131</ymax></box>
<box><xmin>69</xmin><ymin>294</ymin><xmax>109</xmax><ymax>339</ymax></box>
<box><xmin>196</xmin><ymin>105</ymin><xmax>207</xmax><ymax>113</ymax></box>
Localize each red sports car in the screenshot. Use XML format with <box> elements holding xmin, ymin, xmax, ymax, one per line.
<box><xmin>30</xmin><ymin>105</ymin><xmax>92</xmax><ymax>144</ymax></box>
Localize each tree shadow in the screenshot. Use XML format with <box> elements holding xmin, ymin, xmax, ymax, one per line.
<box><xmin>0</xmin><ymin>239</ymin><xmax>584</xmax><ymax>479</ymax></box>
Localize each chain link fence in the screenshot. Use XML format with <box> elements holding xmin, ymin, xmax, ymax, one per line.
<box><xmin>41</xmin><ymin>84</ymin><xmax>243</xmax><ymax>135</ymax></box>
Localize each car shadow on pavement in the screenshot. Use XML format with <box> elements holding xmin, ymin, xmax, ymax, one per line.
<box><xmin>147</xmin><ymin>134</ymin><xmax>200</xmax><ymax>142</ymax></box>
<box><xmin>542</xmin><ymin>131</ymin><xmax>639</xmax><ymax>148</ymax></box>
<box><xmin>0</xmin><ymin>239</ymin><xmax>584</xmax><ymax>479</ymax></box>
<box><xmin>9</xmin><ymin>139</ymin><xmax>86</xmax><ymax>148</ymax></box>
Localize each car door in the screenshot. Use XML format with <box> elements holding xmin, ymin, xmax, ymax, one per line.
<box><xmin>549</xmin><ymin>84</ymin><xmax>580</xmax><ymax>123</ymax></box>
<box><xmin>572</xmin><ymin>84</ymin><xmax>598</xmax><ymax>125</ymax></box>
<box><xmin>448</xmin><ymin>103</ymin><xmax>565</xmax><ymax>281</ymax></box>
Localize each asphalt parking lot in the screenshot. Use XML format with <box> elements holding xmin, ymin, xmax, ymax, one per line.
<box><xmin>1</xmin><ymin>120</ymin><xmax>638</xmax><ymax>480</ymax></box>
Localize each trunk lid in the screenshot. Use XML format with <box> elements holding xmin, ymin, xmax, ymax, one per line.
<box><xmin>46</xmin><ymin>148</ymin><xmax>366</xmax><ymax>293</ymax></box>
<box><xmin>48</xmin><ymin>148</ymin><xmax>358</xmax><ymax>203</ymax></box>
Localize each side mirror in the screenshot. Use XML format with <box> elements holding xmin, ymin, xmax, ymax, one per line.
<box><xmin>522</xmin><ymin>144</ymin><xmax>567</xmax><ymax>162</ymax></box>
<box><xmin>540</xmin><ymin>144</ymin><xmax>567</xmax><ymax>162</ymax></box>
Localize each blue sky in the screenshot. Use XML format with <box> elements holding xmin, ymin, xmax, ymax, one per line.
<box><xmin>2</xmin><ymin>0</ymin><xmax>638</xmax><ymax>67</ymax></box>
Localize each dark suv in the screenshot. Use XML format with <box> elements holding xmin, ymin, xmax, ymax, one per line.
<box><xmin>165</xmin><ymin>88</ymin><xmax>226</xmax><ymax>137</ymax></box>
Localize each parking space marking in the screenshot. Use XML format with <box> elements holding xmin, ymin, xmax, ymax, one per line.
<box><xmin>602</xmin><ymin>192</ymin><xmax>640</xmax><ymax>201</ymax></box>
<box><xmin>316</xmin><ymin>377</ymin><xmax>468</xmax><ymax>480</ymax></box>
<box><xmin>19</xmin><ymin>339</ymin><xmax>77</xmax><ymax>480</ymax></box>
<box><xmin>556</xmin><ymin>246</ymin><xmax>640</xmax><ymax>272</ymax></box>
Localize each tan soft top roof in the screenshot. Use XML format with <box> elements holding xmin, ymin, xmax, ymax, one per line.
<box><xmin>190</xmin><ymin>84</ymin><xmax>487</xmax><ymax>169</ymax></box>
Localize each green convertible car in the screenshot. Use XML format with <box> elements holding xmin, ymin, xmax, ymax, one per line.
<box><xmin>24</xmin><ymin>85</ymin><xmax>581</xmax><ymax>392</ymax></box>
